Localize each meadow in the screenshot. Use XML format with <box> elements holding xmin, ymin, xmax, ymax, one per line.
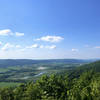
<box><xmin>0</xmin><ymin>59</ymin><xmax>90</xmax><ymax>87</ymax></box>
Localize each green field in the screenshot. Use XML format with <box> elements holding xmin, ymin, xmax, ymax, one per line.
<box><xmin>0</xmin><ymin>68</ymin><xmax>9</xmax><ymax>73</ymax></box>
<box><xmin>0</xmin><ymin>64</ymin><xmax>82</xmax><ymax>86</ymax></box>
<box><xmin>0</xmin><ymin>59</ymin><xmax>92</xmax><ymax>87</ymax></box>
<box><xmin>0</xmin><ymin>82</ymin><xmax>21</xmax><ymax>88</ymax></box>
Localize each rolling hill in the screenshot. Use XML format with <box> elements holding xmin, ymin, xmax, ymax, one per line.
<box><xmin>0</xmin><ymin>59</ymin><xmax>96</xmax><ymax>67</ymax></box>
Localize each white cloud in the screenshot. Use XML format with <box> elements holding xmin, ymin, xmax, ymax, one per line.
<box><xmin>40</xmin><ymin>45</ymin><xmax>44</xmax><ymax>49</ymax></box>
<box><xmin>16</xmin><ymin>45</ymin><xmax>21</xmax><ymax>48</ymax></box>
<box><xmin>1</xmin><ymin>43</ymin><xmax>14</xmax><ymax>51</ymax></box>
<box><xmin>26</xmin><ymin>44</ymin><xmax>39</xmax><ymax>49</ymax></box>
<box><xmin>36</xmin><ymin>35</ymin><xmax>63</xmax><ymax>43</ymax></box>
<box><xmin>15</xmin><ymin>32</ymin><xmax>24</xmax><ymax>37</ymax></box>
<box><xmin>45</xmin><ymin>45</ymin><xmax>56</xmax><ymax>49</ymax></box>
<box><xmin>0</xmin><ymin>42</ymin><xmax>2</xmax><ymax>46</ymax></box>
<box><xmin>26</xmin><ymin>44</ymin><xmax>56</xmax><ymax>50</ymax></box>
<box><xmin>72</xmin><ymin>48</ymin><xmax>79</xmax><ymax>52</ymax></box>
<box><xmin>1</xmin><ymin>43</ymin><xmax>56</xmax><ymax>52</ymax></box>
<box><xmin>0</xmin><ymin>29</ymin><xmax>25</xmax><ymax>37</ymax></box>
<box><xmin>20</xmin><ymin>48</ymin><xmax>26</xmax><ymax>52</ymax></box>
<box><xmin>1</xmin><ymin>43</ymin><xmax>22</xmax><ymax>51</ymax></box>
<box><xmin>0</xmin><ymin>29</ymin><xmax>13</xmax><ymax>36</ymax></box>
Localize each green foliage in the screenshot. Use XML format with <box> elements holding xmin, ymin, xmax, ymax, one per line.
<box><xmin>0</xmin><ymin>61</ymin><xmax>100</xmax><ymax>100</ymax></box>
<box><xmin>0</xmin><ymin>59</ymin><xmax>83</xmax><ymax>84</ymax></box>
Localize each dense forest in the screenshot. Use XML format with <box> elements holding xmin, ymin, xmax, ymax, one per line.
<box><xmin>0</xmin><ymin>60</ymin><xmax>100</xmax><ymax>100</ymax></box>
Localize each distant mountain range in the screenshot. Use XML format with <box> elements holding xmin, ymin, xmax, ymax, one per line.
<box><xmin>0</xmin><ymin>59</ymin><xmax>98</xmax><ymax>67</ymax></box>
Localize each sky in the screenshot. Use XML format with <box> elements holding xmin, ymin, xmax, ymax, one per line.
<box><xmin>0</xmin><ymin>0</ymin><xmax>100</xmax><ymax>59</ymax></box>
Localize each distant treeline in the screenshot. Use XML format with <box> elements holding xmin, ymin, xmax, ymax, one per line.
<box><xmin>0</xmin><ymin>59</ymin><xmax>94</xmax><ymax>67</ymax></box>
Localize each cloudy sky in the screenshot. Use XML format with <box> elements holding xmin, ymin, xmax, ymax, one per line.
<box><xmin>0</xmin><ymin>0</ymin><xmax>100</xmax><ymax>59</ymax></box>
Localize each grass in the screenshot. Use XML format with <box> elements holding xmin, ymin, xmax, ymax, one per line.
<box><xmin>0</xmin><ymin>63</ymin><xmax>82</xmax><ymax>87</ymax></box>
<box><xmin>0</xmin><ymin>68</ymin><xmax>9</xmax><ymax>73</ymax></box>
<box><xmin>0</xmin><ymin>82</ymin><xmax>21</xmax><ymax>88</ymax></box>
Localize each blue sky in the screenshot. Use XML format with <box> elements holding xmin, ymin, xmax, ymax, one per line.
<box><xmin>0</xmin><ymin>0</ymin><xmax>100</xmax><ymax>59</ymax></box>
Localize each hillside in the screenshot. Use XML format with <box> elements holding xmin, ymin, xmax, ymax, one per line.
<box><xmin>0</xmin><ymin>59</ymin><xmax>95</xmax><ymax>84</ymax></box>
<box><xmin>0</xmin><ymin>59</ymin><xmax>94</xmax><ymax>67</ymax></box>
<box><xmin>69</xmin><ymin>60</ymin><xmax>100</xmax><ymax>79</ymax></box>
<box><xmin>0</xmin><ymin>61</ymin><xmax>100</xmax><ymax>100</ymax></box>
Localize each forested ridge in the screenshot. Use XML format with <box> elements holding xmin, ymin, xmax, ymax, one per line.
<box><xmin>0</xmin><ymin>61</ymin><xmax>100</xmax><ymax>100</ymax></box>
<box><xmin>0</xmin><ymin>59</ymin><xmax>92</xmax><ymax>67</ymax></box>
